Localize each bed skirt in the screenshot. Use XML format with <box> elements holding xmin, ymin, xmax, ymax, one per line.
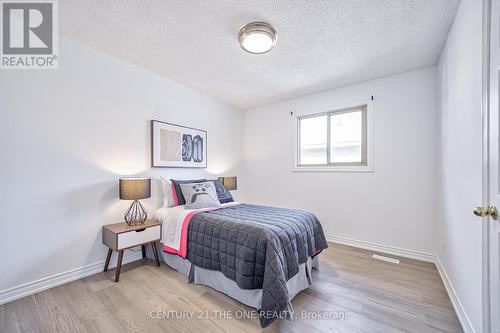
<box><xmin>159</xmin><ymin>249</ymin><xmax>319</xmax><ymax>309</ymax></box>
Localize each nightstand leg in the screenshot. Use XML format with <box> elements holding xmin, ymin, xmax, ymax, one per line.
<box><xmin>115</xmin><ymin>250</ymin><xmax>124</xmax><ymax>282</ymax></box>
<box><xmin>141</xmin><ymin>244</ymin><xmax>146</xmax><ymax>258</ymax></box>
<box><xmin>151</xmin><ymin>241</ymin><xmax>160</xmax><ymax>266</ymax></box>
<box><xmin>104</xmin><ymin>248</ymin><xmax>112</xmax><ymax>272</ymax></box>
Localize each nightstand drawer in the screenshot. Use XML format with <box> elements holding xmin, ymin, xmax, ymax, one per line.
<box><xmin>117</xmin><ymin>225</ymin><xmax>161</xmax><ymax>250</ymax></box>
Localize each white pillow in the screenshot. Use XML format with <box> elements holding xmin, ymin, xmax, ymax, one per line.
<box><xmin>180</xmin><ymin>181</ymin><xmax>221</xmax><ymax>210</ymax></box>
<box><xmin>160</xmin><ymin>177</ymin><xmax>177</xmax><ymax>207</ymax></box>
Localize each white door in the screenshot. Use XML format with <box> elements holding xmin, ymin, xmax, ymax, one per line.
<box><xmin>486</xmin><ymin>0</ymin><xmax>500</xmax><ymax>331</ymax></box>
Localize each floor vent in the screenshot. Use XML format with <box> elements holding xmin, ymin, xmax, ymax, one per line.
<box><xmin>372</xmin><ymin>254</ymin><xmax>400</xmax><ymax>264</ymax></box>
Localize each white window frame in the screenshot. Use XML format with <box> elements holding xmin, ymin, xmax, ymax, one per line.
<box><xmin>292</xmin><ymin>100</ymin><xmax>374</xmax><ymax>172</ymax></box>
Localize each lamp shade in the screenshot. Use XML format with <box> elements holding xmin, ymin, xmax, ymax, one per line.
<box><xmin>218</xmin><ymin>176</ymin><xmax>237</xmax><ymax>191</ymax></box>
<box><xmin>119</xmin><ymin>178</ymin><xmax>151</xmax><ymax>200</ymax></box>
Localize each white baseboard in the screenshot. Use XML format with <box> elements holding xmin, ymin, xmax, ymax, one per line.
<box><xmin>434</xmin><ymin>256</ymin><xmax>476</xmax><ymax>333</ymax></box>
<box><xmin>326</xmin><ymin>234</ymin><xmax>435</xmax><ymax>262</ymax></box>
<box><xmin>326</xmin><ymin>234</ymin><xmax>475</xmax><ymax>333</ymax></box>
<box><xmin>0</xmin><ymin>251</ymin><xmax>144</xmax><ymax>306</ymax></box>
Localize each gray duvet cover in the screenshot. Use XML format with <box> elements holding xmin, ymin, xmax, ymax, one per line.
<box><xmin>186</xmin><ymin>204</ymin><xmax>328</xmax><ymax>327</ymax></box>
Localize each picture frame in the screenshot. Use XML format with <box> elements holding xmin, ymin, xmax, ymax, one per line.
<box><xmin>151</xmin><ymin>120</ymin><xmax>207</xmax><ymax>168</ymax></box>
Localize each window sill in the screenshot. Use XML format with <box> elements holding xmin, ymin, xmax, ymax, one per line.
<box><xmin>292</xmin><ymin>165</ymin><xmax>374</xmax><ymax>173</ymax></box>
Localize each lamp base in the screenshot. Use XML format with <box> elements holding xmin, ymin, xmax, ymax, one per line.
<box><xmin>124</xmin><ymin>200</ymin><xmax>147</xmax><ymax>226</ymax></box>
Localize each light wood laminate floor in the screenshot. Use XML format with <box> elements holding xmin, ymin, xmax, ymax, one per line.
<box><xmin>0</xmin><ymin>243</ymin><xmax>463</xmax><ymax>332</ymax></box>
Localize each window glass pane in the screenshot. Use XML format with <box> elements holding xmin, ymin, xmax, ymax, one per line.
<box><xmin>330</xmin><ymin>111</ymin><xmax>362</xmax><ymax>163</ymax></box>
<box><xmin>299</xmin><ymin>115</ymin><xmax>327</xmax><ymax>165</ymax></box>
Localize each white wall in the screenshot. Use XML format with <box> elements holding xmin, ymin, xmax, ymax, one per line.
<box><xmin>436</xmin><ymin>0</ymin><xmax>484</xmax><ymax>331</ymax></box>
<box><xmin>244</xmin><ymin>67</ymin><xmax>438</xmax><ymax>254</ymax></box>
<box><xmin>0</xmin><ymin>37</ymin><xmax>245</xmax><ymax>296</ymax></box>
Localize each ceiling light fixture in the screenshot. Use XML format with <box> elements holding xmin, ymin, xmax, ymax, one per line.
<box><xmin>238</xmin><ymin>22</ymin><xmax>277</xmax><ymax>54</ymax></box>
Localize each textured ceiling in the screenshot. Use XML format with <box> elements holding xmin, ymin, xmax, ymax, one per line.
<box><xmin>60</xmin><ymin>0</ymin><xmax>460</xmax><ymax>109</ymax></box>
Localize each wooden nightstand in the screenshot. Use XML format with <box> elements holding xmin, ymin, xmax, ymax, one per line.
<box><xmin>102</xmin><ymin>219</ymin><xmax>161</xmax><ymax>282</ymax></box>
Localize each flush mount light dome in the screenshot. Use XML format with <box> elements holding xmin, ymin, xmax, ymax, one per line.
<box><xmin>238</xmin><ymin>22</ymin><xmax>277</xmax><ymax>54</ymax></box>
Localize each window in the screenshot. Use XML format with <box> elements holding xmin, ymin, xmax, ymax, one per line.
<box><xmin>295</xmin><ymin>104</ymin><xmax>371</xmax><ymax>171</ymax></box>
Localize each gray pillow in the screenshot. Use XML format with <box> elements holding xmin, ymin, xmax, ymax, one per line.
<box><xmin>211</xmin><ymin>179</ymin><xmax>234</xmax><ymax>203</ymax></box>
<box><xmin>180</xmin><ymin>181</ymin><xmax>222</xmax><ymax>210</ymax></box>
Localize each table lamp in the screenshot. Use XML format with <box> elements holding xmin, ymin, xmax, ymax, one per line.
<box><xmin>218</xmin><ymin>176</ymin><xmax>237</xmax><ymax>191</ymax></box>
<box><xmin>119</xmin><ymin>177</ymin><xmax>151</xmax><ymax>225</ymax></box>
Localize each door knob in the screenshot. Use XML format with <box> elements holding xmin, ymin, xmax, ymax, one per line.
<box><xmin>473</xmin><ymin>206</ymin><xmax>497</xmax><ymax>219</ymax></box>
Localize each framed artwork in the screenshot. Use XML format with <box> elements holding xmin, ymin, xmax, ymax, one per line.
<box><xmin>151</xmin><ymin>120</ymin><xmax>207</xmax><ymax>168</ymax></box>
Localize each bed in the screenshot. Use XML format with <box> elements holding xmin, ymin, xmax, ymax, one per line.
<box><xmin>154</xmin><ymin>202</ymin><xmax>328</xmax><ymax>327</ymax></box>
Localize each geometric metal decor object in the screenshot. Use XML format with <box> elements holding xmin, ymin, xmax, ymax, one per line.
<box><xmin>124</xmin><ymin>199</ymin><xmax>147</xmax><ymax>226</ymax></box>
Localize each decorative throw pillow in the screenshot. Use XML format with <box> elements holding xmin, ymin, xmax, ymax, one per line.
<box><xmin>180</xmin><ymin>182</ymin><xmax>221</xmax><ymax>210</ymax></box>
<box><xmin>170</xmin><ymin>178</ymin><xmax>206</xmax><ymax>205</ymax></box>
<box><xmin>160</xmin><ymin>177</ymin><xmax>177</xmax><ymax>207</ymax></box>
<box><xmin>211</xmin><ymin>179</ymin><xmax>234</xmax><ymax>203</ymax></box>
